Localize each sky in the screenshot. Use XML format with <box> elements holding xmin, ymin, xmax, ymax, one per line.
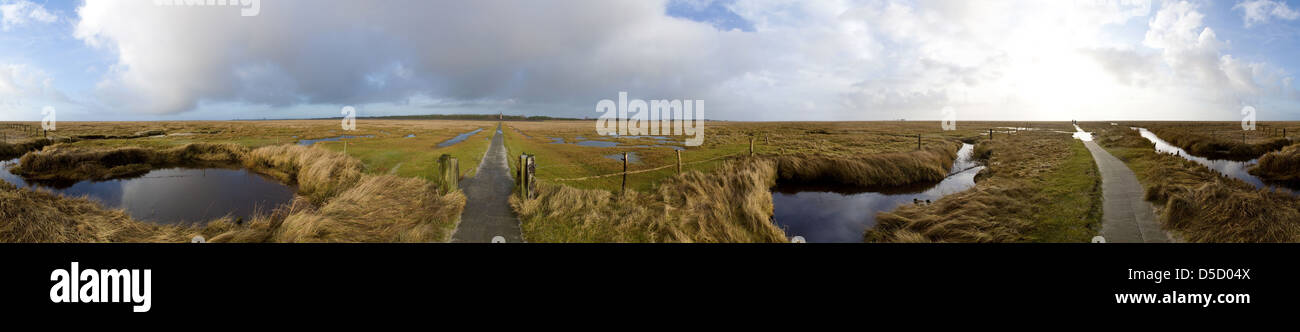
<box><xmin>1</xmin><ymin>0</ymin><xmax>1299</xmax><ymax>122</ymax></box>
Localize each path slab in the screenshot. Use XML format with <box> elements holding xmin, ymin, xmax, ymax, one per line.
<box><xmin>1081</xmin><ymin>140</ymin><xmax>1171</xmax><ymax>243</ymax></box>
<box><xmin>451</xmin><ymin>125</ymin><xmax>524</xmax><ymax>243</ymax></box>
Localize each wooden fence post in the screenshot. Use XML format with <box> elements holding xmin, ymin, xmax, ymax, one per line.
<box><xmin>621</xmin><ymin>152</ymin><xmax>628</xmax><ymax>195</ymax></box>
<box><xmin>916</xmin><ymin>134</ymin><xmax>921</xmax><ymax>150</ymax></box>
<box><xmin>438</xmin><ymin>154</ymin><xmax>459</xmax><ymax>193</ymax></box>
<box><xmin>989</xmin><ymin>129</ymin><xmax>993</xmax><ymax>140</ymax></box>
<box><xmin>512</xmin><ymin>154</ymin><xmax>522</xmax><ymax>197</ymax></box>
<box><xmin>749</xmin><ymin>137</ymin><xmax>754</xmax><ymax>156</ymax></box>
<box><xmin>676</xmin><ymin>150</ymin><xmax>682</xmax><ymax>174</ymax></box>
<box><xmin>526</xmin><ymin>155</ymin><xmax>535</xmax><ymax>199</ymax></box>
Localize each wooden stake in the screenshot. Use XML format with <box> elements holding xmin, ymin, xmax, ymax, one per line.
<box><xmin>917</xmin><ymin>134</ymin><xmax>921</xmax><ymax>151</ymax></box>
<box><xmin>676</xmin><ymin>150</ymin><xmax>682</xmax><ymax>174</ymax></box>
<box><xmin>621</xmin><ymin>152</ymin><xmax>628</xmax><ymax>194</ymax></box>
<box><xmin>749</xmin><ymin>137</ymin><xmax>754</xmax><ymax>156</ymax></box>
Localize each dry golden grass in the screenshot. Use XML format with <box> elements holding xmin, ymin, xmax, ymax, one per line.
<box><xmin>13</xmin><ymin>143</ymin><xmax>246</xmax><ymax>181</ymax></box>
<box><xmin>511</xmin><ymin>158</ymin><xmax>786</xmax><ymax>243</ymax></box>
<box><xmin>201</xmin><ymin>175</ymin><xmax>466</xmax><ymax>243</ymax></box>
<box><xmin>0</xmin><ymin>181</ymin><xmax>193</xmax><ymax>242</ymax></box>
<box><xmin>1250</xmin><ymin>143</ymin><xmax>1300</xmax><ymax>182</ymax></box>
<box><xmin>773</xmin><ymin>143</ymin><xmax>958</xmax><ymax>188</ymax></box>
<box><xmin>243</xmin><ymin>144</ymin><xmax>364</xmax><ymax>204</ymax></box>
<box><xmin>1094</xmin><ymin>125</ymin><xmax>1300</xmax><ymax>242</ymax></box>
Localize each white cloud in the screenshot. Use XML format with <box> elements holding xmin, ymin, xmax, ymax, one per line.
<box><xmin>1233</xmin><ymin>0</ymin><xmax>1300</xmax><ymax>27</ymax></box>
<box><xmin>0</xmin><ymin>63</ymin><xmax>62</xmax><ymax>100</ymax></box>
<box><xmin>0</xmin><ymin>0</ymin><xmax>57</xmax><ymax>31</ymax></box>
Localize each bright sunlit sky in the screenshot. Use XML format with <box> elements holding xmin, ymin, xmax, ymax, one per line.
<box><xmin>1</xmin><ymin>0</ymin><xmax>1299</xmax><ymax>121</ymax></box>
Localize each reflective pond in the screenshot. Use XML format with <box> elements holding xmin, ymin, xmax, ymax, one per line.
<box><xmin>437</xmin><ymin>128</ymin><xmax>485</xmax><ymax>147</ymax></box>
<box><xmin>297</xmin><ymin>135</ymin><xmax>375</xmax><ymax>146</ymax></box>
<box><xmin>771</xmin><ymin>144</ymin><xmax>984</xmax><ymax>243</ymax></box>
<box><xmin>1</xmin><ymin>159</ymin><xmax>295</xmax><ymax>225</ymax></box>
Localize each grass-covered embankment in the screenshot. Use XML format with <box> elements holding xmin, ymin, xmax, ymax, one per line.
<box><xmin>867</xmin><ymin>127</ymin><xmax>1104</xmax><ymax>243</ymax></box>
<box><xmin>1146</xmin><ymin>126</ymin><xmax>1290</xmax><ymax>161</ymax></box>
<box><xmin>0</xmin><ymin>138</ymin><xmax>61</xmax><ymax>160</ymax></box>
<box><xmin>772</xmin><ymin>143</ymin><xmax>958</xmax><ymax>189</ymax></box>
<box><xmin>1249</xmin><ymin>143</ymin><xmax>1300</xmax><ymax>183</ymax></box>
<box><xmin>1093</xmin><ymin>125</ymin><xmax>1300</xmax><ymax>242</ymax></box>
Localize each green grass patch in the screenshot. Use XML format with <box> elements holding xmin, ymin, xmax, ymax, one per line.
<box><xmin>1026</xmin><ymin>140</ymin><xmax>1103</xmax><ymax>242</ymax></box>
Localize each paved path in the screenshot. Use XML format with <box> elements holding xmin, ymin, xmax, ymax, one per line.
<box><xmin>1079</xmin><ymin>137</ymin><xmax>1171</xmax><ymax>243</ymax></box>
<box><xmin>451</xmin><ymin>124</ymin><xmax>524</xmax><ymax>243</ymax></box>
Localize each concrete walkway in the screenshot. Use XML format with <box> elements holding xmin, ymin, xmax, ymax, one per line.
<box><xmin>451</xmin><ymin>124</ymin><xmax>524</xmax><ymax>243</ymax></box>
<box><xmin>1080</xmin><ymin>139</ymin><xmax>1171</xmax><ymax>243</ymax></box>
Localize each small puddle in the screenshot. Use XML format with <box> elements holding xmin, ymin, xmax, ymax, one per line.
<box><xmin>605</xmin><ymin>152</ymin><xmax>640</xmax><ymax>163</ymax></box>
<box><xmin>1072</xmin><ymin>125</ymin><xmax>1093</xmax><ymax>141</ymax></box>
<box><xmin>1134</xmin><ymin>128</ymin><xmax>1295</xmax><ymax>195</ymax></box>
<box><xmin>437</xmin><ymin>128</ymin><xmax>485</xmax><ymax>147</ymax></box>
<box><xmin>297</xmin><ymin>135</ymin><xmax>375</xmax><ymax>146</ymax></box>
<box><xmin>1</xmin><ymin>159</ymin><xmax>295</xmax><ymax>225</ymax></box>
<box><xmin>771</xmin><ymin>144</ymin><xmax>984</xmax><ymax>243</ymax></box>
<box><xmin>549</xmin><ymin>136</ymin><xmax>684</xmax><ymax>150</ymax></box>
<box><xmin>405</xmin><ymin>134</ymin><xmax>416</xmax><ymax>138</ymax></box>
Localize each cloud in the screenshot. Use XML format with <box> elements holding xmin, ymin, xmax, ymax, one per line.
<box><xmin>0</xmin><ymin>0</ymin><xmax>57</xmax><ymax>30</ymax></box>
<box><xmin>1233</xmin><ymin>0</ymin><xmax>1300</xmax><ymax>27</ymax></box>
<box><xmin>74</xmin><ymin>0</ymin><xmax>761</xmax><ymax>116</ymax></box>
<box><xmin>64</xmin><ymin>0</ymin><xmax>1300</xmax><ymax>120</ymax></box>
<box><xmin>1140</xmin><ymin>1</ymin><xmax>1296</xmax><ymax>109</ymax></box>
<box><xmin>0</xmin><ymin>63</ymin><xmax>67</xmax><ymax>101</ymax></box>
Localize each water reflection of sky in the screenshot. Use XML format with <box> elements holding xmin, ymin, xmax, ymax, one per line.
<box><xmin>1</xmin><ymin>160</ymin><xmax>294</xmax><ymax>225</ymax></box>
<box><xmin>297</xmin><ymin>135</ymin><xmax>375</xmax><ymax>146</ymax></box>
<box><xmin>1134</xmin><ymin>128</ymin><xmax>1294</xmax><ymax>195</ymax></box>
<box><xmin>437</xmin><ymin>128</ymin><xmax>485</xmax><ymax>147</ymax></box>
<box><xmin>772</xmin><ymin>144</ymin><xmax>984</xmax><ymax>243</ymax></box>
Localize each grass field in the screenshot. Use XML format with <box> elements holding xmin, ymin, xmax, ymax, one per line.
<box><xmin>11</xmin><ymin>119</ymin><xmax>1274</xmax><ymax>243</ymax></box>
